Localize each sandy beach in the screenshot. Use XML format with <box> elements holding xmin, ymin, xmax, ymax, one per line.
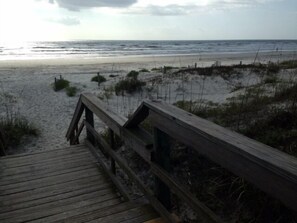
<box><xmin>0</xmin><ymin>51</ymin><xmax>296</xmax><ymax>154</ymax></box>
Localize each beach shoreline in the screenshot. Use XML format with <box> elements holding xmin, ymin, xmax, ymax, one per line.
<box><xmin>0</xmin><ymin>51</ymin><xmax>295</xmax><ymax>68</ymax></box>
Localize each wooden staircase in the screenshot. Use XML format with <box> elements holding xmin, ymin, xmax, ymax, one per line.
<box><xmin>1</xmin><ymin>93</ymin><xmax>297</xmax><ymax>223</ymax></box>
<box><xmin>0</xmin><ymin>145</ymin><xmax>160</xmax><ymax>223</ymax></box>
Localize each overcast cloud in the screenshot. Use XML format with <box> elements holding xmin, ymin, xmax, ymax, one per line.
<box><xmin>47</xmin><ymin>16</ymin><xmax>80</xmax><ymax>26</ymax></box>
<box><xmin>48</xmin><ymin>0</ymin><xmax>137</xmax><ymax>11</ymax></box>
<box><xmin>120</xmin><ymin>0</ymin><xmax>282</xmax><ymax>16</ymax></box>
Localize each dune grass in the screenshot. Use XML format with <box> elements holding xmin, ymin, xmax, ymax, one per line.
<box><xmin>0</xmin><ymin>116</ymin><xmax>39</xmax><ymax>150</ymax></box>
<box><xmin>54</xmin><ymin>79</ymin><xmax>69</xmax><ymax>91</ymax></box>
<box><xmin>65</xmin><ymin>86</ymin><xmax>77</xmax><ymax>97</ymax></box>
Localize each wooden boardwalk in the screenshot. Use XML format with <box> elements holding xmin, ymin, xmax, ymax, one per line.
<box><xmin>0</xmin><ymin>145</ymin><xmax>160</xmax><ymax>223</ymax></box>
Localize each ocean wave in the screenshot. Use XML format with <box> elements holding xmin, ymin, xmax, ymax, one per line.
<box><xmin>1</xmin><ymin>40</ymin><xmax>297</xmax><ymax>60</ymax></box>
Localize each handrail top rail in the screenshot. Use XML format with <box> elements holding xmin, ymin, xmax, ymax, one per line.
<box><xmin>141</xmin><ymin>100</ymin><xmax>297</xmax><ymax>177</ymax></box>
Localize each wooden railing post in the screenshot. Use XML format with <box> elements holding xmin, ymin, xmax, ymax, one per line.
<box><xmin>0</xmin><ymin>129</ymin><xmax>6</xmax><ymax>156</ymax></box>
<box><xmin>85</xmin><ymin>107</ymin><xmax>95</xmax><ymax>145</ymax></box>
<box><xmin>109</xmin><ymin>128</ymin><xmax>116</xmax><ymax>175</ymax></box>
<box><xmin>153</xmin><ymin>127</ymin><xmax>171</xmax><ymax>211</ymax></box>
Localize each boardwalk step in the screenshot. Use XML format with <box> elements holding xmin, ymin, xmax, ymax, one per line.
<box><xmin>0</xmin><ymin>145</ymin><xmax>160</xmax><ymax>223</ymax></box>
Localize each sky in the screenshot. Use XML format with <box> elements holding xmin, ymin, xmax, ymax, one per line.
<box><xmin>0</xmin><ymin>0</ymin><xmax>296</xmax><ymax>42</ymax></box>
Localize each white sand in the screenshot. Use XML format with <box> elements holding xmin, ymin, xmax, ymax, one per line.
<box><xmin>0</xmin><ymin>52</ymin><xmax>295</xmax><ymax>154</ymax></box>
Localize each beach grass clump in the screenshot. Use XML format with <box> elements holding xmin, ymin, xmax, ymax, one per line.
<box><xmin>0</xmin><ymin>116</ymin><xmax>39</xmax><ymax>149</ymax></box>
<box><xmin>54</xmin><ymin>79</ymin><xmax>69</xmax><ymax>91</ymax></box>
<box><xmin>126</xmin><ymin>70</ymin><xmax>139</xmax><ymax>79</ymax></box>
<box><xmin>266</xmin><ymin>62</ymin><xmax>280</xmax><ymax>74</ymax></box>
<box><xmin>115</xmin><ymin>73</ymin><xmax>145</xmax><ymax>95</ymax></box>
<box><xmin>151</xmin><ymin>67</ymin><xmax>162</xmax><ymax>72</ymax></box>
<box><xmin>139</xmin><ymin>68</ymin><xmax>149</xmax><ymax>73</ymax></box>
<box><xmin>91</xmin><ymin>73</ymin><xmax>106</xmax><ymax>84</ymax></box>
<box><xmin>279</xmin><ymin>60</ymin><xmax>297</xmax><ymax>69</ymax></box>
<box><xmin>263</xmin><ymin>75</ymin><xmax>279</xmax><ymax>85</ymax></box>
<box><xmin>65</xmin><ymin>86</ymin><xmax>77</xmax><ymax>97</ymax></box>
<box><xmin>115</xmin><ymin>78</ymin><xmax>146</xmax><ymax>95</ymax></box>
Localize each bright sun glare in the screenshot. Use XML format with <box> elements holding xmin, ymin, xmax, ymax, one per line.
<box><xmin>0</xmin><ymin>0</ymin><xmax>60</xmax><ymax>44</ymax></box>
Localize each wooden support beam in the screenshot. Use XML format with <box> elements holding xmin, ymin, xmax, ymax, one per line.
<box><xmin>153</xmin><ymin>128</ymin><xmax>171</xmax><ymax>211</ymax></box>
<box><xmin>0</xmin><ymin>129</ymin><xmax>6</xmax><ymax>156</ymax></box>
<box><xmin>109</xmin><ymin>128</ymin><xmax>116</xmax><ymax>175</ymax></box>
<box><xmin>66</xmin><ymin>96</ymin><xmax>84</xmax><ymax>141</ymax></box>
<box><xmin>85</xmin><ymin>107</ymin><xmax>95</xmax><ymax>145</ymax></box>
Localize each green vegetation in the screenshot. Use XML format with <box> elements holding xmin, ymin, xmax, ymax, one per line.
<box><xmin>98</xmin><ymin>86</ymin><xmax>114</xmax><ymax>101</ymax></box>
<box><xmin>0</xmin><ymin>92</ymin><xmax>39</xmax><ymax>153</ymax></box>
<box><xmin>175</xmin><ymin>81</ymin><xmax>297</xmax><ymax>156</ymax></box>
<box><xmin>126</xmin><ymin>70</ymin><xmax>139</xmax><ymax>79</ymax></box>
<box><xmin>115</xmin><ymin>78</ymin><xmax>145</xmax><ymax>95</ymax></box>
<box><xmin>151</xmin><ymin>67</ymin><xmax>162</xmax><ymax>72</ymax></box>
<box><xmin>65</xmin><ymin>86</ymin><xmax>77</xmax><ymax>97</ymax></box>
<box><xmin>0</xmin><ymin>116</ymin><xmax>39</xmax><ymax>150</ymax></box>
<box><xmin>139</xmin><ymin>68</ymin><xmax>149</xmax><ymax>72</ymax></box>
<box><xmin>279</xmin><ymin>60</ymin><xmax>297</xmax><ymax>69</ymax></box>
<box><xmin>267</xmin><ymin>62</ymin><xmax>280</xmax><ymax>74</ymax></box>
<box><xmin>114</xmin><ymin>71</ymin><xmax>146</xmax><ymax>95</ymax></box>
<box><xmin>91</xmin><ymin>73</ymin><xmax>106</xmax><ymax>84</ymax></box>
<box><xmin>263</xmin><ymin>75</ymin><xmax>279</xmax><ymax>84</ymax></box>
<box><xmin>53</xmin><ymin>79</ymin><xmax>69</xmax><ymax>91</ymax></box>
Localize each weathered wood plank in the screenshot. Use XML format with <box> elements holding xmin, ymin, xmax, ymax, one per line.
<box><xmin>121</xmin><ymin>126</ymin><xmax>153</xmax><ymax>163</ymax></box>
<box><xmin>0</xmin><ymin>174</ymin><xmax>106</xmax><ymax>205</ymax></box>
<box><xmin>0</xmin><ymin>181</ymin><xmax>112</xmax><ymax>214</ymax></box>
<box><xmin>0</xmin><ymin>144</ymin><xmax>86</xmax><ymax>160</ymax></box>
<box><xmin>0</xmin><ymin>149</ymin><xmax>90</xmax><ymax>168</ymax></box>
<box><xmin>124</xmin><ymin>102</ymin><xmax>149</xmax><ymax>128</ymax></box>
<box><xmin>87</xmin><ymin>204</ymin><xmax>158</xmax><ymax>223</ymax></box>
<box><xmin>0</xmin><ymin>190</ymin><xmax>120</xmax><ymax>223</ymax></box>
<box><xmin>143</xmin><ymin>217</ymin><xmax>166</xmax><ymax>223</ymax></box>
<box><xmin>0</xmin><ymin>155</ymin><xmax>96</xmax><ymax>178</ymax></box>
<box><xmin>120</xmin><ymin>210</ymin><xmax>160</xmax><ymax>223</ymax></box>
<box><xmin>30</xmin><ymin>198</ymin><xmax>124</xmax><ymax>223</ymax></box>
<box><xmin>59</xmin><ymin>197</ymin><xmax>150</xmax><ymax>223</ymax></box>
<box><xmin>71</xmin><ymin>120</ymin><xmax>85</xmax><ymax>145</ymax></box>
<box><xmin>0</xmin><ymin>167</ymin><xmax>101</xmax><ymax>195</ymax></box>
<box><xmin>81</xmin><ymin>93</ymin><xmax>126</xmax><ymax>135</ymax></box>
<box><xmin>66</xmin><ymin>95</ymin><xmax>85</xmax><ymax>140</ymax></box>
<box><xmin>153</xmin><ymin>127</ymin><xmax>171</xmax><ymax>211</ymax></box>
<box><xmin>0</xmin><ymin>162</ymin><xmax>99</xmax><ymax>187</ymax></box>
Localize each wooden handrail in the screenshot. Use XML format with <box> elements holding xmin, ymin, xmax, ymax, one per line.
<box><xmin>66</xmin><ymin>93</ymin><xmax>297</xmax><ymax>222</ymax></box>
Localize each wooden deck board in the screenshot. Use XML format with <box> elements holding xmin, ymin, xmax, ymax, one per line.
<box><xmin>0</xmin><ymin>145</ymin><xmax>160</xmax><ymax>223</ymax></box>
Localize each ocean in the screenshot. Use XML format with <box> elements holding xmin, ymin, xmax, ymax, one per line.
<box><xmin>0</xmin><ymin>40</ymin><xmax>297</xmax><ymax>61</ymax></box>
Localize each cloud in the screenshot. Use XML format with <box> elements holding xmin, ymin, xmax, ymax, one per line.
<box><xmin>142</xmin><ymin>4</ymin><xmax>194</xmax><ymax>16</ymax></box>
<box><xmin>123</xmin><ymin>0</ymin><xmax>280</xmax><ymax>16</ymax></box>
<box><xmin>123</xmin><ymin>4</ymin><xmax>198</xmax><ymax>16</ymax></box>
<box><xmin>47</xmin><ymin>17</ymin><xmax>80</xmax><ymax>25</ymax></box>
<box><xmin>48</xmin><ymin>0</ymin><xmax>137</xmax><ymax>11</ymax></box>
